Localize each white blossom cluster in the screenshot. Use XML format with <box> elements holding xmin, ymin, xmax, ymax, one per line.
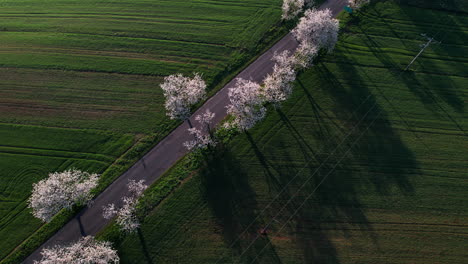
<box><xmin>292</xmin><ymin>8</ymin><xmax>339</xmax><ymax>54</ymax></box>
<box><xmin>282</xmin><ymin>0</ymin><xmax>315</xmax><ymax>20</ymax></box>
<box><xmin>294</xmin><ymin>41</ymin><xmax>319</xmax><ymax>68</ymax></box>
<box><xmin>263</xmin><ymin>50</ymin><xmax>298</xmax><ymax>105</ymax></box>
<box><xmin>35</xmin><ymin>236</ymin><xmax>119</xmax><ymax>264</ymax></box>
<box><xmin>195</xmin><ymin>108</ymin><xmax>215</xmax><ymax>130</ymax></box>
<box><xmin>160</xmin><ymin>73</ymin><xmax>206</xmax><ymax>120</ymax></box>
<box><xmin>183</xmin><ymin>109</ymin><xmax>217</xmax><ymax>151</ymax></box>
<box><xmin>348</xmin><ymin>0</ymin><xmax>370</xmax><ymax>9</ymax></box>
<box><xmin>282</xmin><ymin>0</ymin><xmax>304</xmax><ymax>20</ymax></box>
<box><xmin>28</xmin><ymin>169</ymin><xmax>99</xmax><ymax>222</ymax></box>
<box><xmin>226</xmin><ymin>78</ymin><xmax>266</xmax><ymax>131</ymax></box>
<box><xmin>102</xmin><ymin>180</ymin><xmax>147</xmax><ymax>233</ymax></box>
<box><xmin>262</xmin><ymin>7</ymin><xmax>339</xmax><ymax>108</ymax></box>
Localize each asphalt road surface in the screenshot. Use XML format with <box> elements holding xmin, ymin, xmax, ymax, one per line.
<box><xmin>23</xmin><ymin>0</ymin><xmax>347</xmax><ymax>262</ymax></box>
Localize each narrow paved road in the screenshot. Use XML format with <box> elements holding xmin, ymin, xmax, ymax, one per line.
<box><xmin>24</xmin><ymin>0</ymin><xmax>347</xmax><ymax>262</ymax></box>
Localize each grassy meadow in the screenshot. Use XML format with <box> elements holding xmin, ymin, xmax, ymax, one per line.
<box><xmin>0</xmin><ymin>0</ymin><xmax>285</xmax><ymax>260</ymax></box>
<box><xmin>108</xmin><ymin>1</ymin><xmax>468</xmax><ymax>263</ymax></box>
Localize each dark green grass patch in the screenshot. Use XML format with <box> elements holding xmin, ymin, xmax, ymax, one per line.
<box><xmin>107</xmin><ymin>2</ymin><xmax>468</xmax><ymax>263</ymax></box>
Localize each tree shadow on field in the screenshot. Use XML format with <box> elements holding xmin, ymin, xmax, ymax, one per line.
<box><xmin>345</xmin><ymin>3</ymin><xmax>467</xmax><ymax>140</ymax></box>
<box><xmin>369</xmin><ymin>2</ymin><xmax>466</xmax><ymax>134</ymax></box>
<box><xmin>399</xmin><ymin>71</ymin><xmax>466</xmax><ymax>135</ymax></box>
<box><xmin>239</xmin><ymin>57</ymin><xmax>421</xmax><ymax>262</ymax></box>
<box><xmin>199</xmin><ymin>147</ymin><xmax>281</xmax><ymax>263</ymax></box>
<box><xmin>316</xmin><ymin>56</ymin><xmax>418</xmax><ymax>194</ymax></box>
<box><xmin>402</xmin><ymin>0</ymin><xmax>468</xmax><ymax>13</ymax></box>
<box><xmin>203</xmin><ymin>61</ymin><xmax>421</xmax><ymax>261</ymax></box>
<box><xmin>234</xmin><ymin>67</ymin><xmax>420</xmax><ymax>261</ymax></box>
<box><xmin>395</xmin><ymin>2</ymin><xmax>466</xmax><ymax>115</ymax></box>
<box><xmin>136</xmin><ymin>229</ymin><xmax>154</xmax><ymax>264</ymax></box>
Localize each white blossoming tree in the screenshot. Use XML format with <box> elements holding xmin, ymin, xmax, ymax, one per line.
<box><xmin>160</xmin><ymin>73</ymin><xmax>207</xmax><ymax>121</ymax></box>
<box><xmin>282</xmin><ymin>0</ymin><xmax>315</xmax><ymax>20</ymax></box>
<box><xmin>292</xmin><ymin>8</ymin><xmax>339</xmax><ymax>53</ymax></box>
<box><xmin>196</xmin><ymin>108</ymin><xmax>215</xmax><ymax>131</ymax></box>
<box><xmin>294</xmin><ymin>41</ymin><xmax>319</xmax><ymax>68</ymax></box>
<box><xmin>35</xmin><ymin>236</ymin><xmax>119</xmax><ymax>264</ymax></box>
<box><xmin>263</xmin><ymin>50</ymin><xmax>298</xmax><ymax>105</ymax></box>
<box><xmin>183</xmin><ymin>109</ymin><xmax>216</xmax><ymax>151</ymax></box>
<box><xmin>349</xmin><ymin>0</ymin><xmax>370</xmax><ymax>9</ymax></box>
<box><xmin>102</xmin><ymin>180</ymin><xmax>147</xmax><ymax>233</ymax></box>
<box><xmin>282</xmin><ymin>0</ymin><xmax>304</xmax><ymax>20</ymax></box>
<box><xmin>28</xmin><ymin>169</ymin><xmax>99</xmax><ymax>222</ymax></box>
<box><xmin>226</xmin><ymin>78</ymin><xmax>266</xmax><ymax>131</ymax></box>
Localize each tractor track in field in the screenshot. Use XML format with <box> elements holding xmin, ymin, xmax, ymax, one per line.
<box><xmin>21</xmin><ymin>0</ymin><xmax>348</xmax><ymax>263</ymax></box>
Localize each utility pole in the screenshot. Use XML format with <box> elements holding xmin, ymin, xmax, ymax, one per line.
<box><xmin>405</xmin><ymin>34</ymin><xmax>440</xmax><ymax>71</ymax></box>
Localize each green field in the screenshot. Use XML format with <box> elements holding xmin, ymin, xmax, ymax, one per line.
<box><xmin>0</xmin><ymin>0</ymin><xmax>283</xmax><ymax>133</ymax></box>
<box><xmin>0</xmin><ymin>0</ymin><xmax>284</xmax><ymax>260</ymax></box>
<box><xmin>0</xmin><ymin>124</ymin><xmax>134</xmax><ymax>260</ymax></box>
<box><xmin>108</xmin><ymin>1</ymin><xmax>468</xmax><ymax>263</ymax></box>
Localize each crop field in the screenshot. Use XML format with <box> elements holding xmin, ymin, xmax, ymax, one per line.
<box><xmin>0</xmin><ymin>0</ymin><xmax>284</xmax><ymax>260</ymax></box>
<box><xmin>0</xmin><ymin>0</ymin><xmax>283</xmax><ymax>133</ymax></box>
<box><xmin>109</xmin><ymin>1</ymin><xmax>468</xmax><ymax>263</ymax></box>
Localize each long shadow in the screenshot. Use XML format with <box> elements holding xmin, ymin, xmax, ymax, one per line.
<box><xmin>353</xmin><ymin>6</ymin><xmax>466</xmax><ymax>136</ymax></box>
<box><xmin>275</xmin><ymin>110</ymin><xmax>321</xmax><ymax>163</ymax></box>
<box><xmin>403</xmin><ymin>0</ymin><xmax>468</xmax><ymax>13</ymax></box>
<box><xmin>221</xmin><ymin>55</ymin><xmax>420</xmax><ymax>262</ymax></box>
<box><xmin>76</xmin><ymin>214</ymin><xmax>86</xmax><ymax>236</ymax></box>
<box><xmin>270</xmin><ymin>44</ymin><xmax>420</xmax><ymax>261</ymax></box>
<box><xmin>295</xmin><ymin>75</ymin><xmax>419</xmax><ymax>262</ymax></box>
<box><xmin>396</xmin><ymin>2</ymin><xmax>466</xmax><ymax>116</ymax></box>
<box><xmin>298</xmin><ymin>78</ymin><xmax>346</xmax><ymax>138</ymax></box>
<box><xmin>200</xmin><ymin>65</ymin><xmax>420</xmax><ymax>263</ymax></box>
<box><xmin>199</xmin><ymin>146</ymin><xmax>281</xmax><ymax>263</ymax></box>
<box><xmin>137</xmin><ymin>229</ymin><xmax>154</xmax><ymax>264</ymax></box>
<box><xmin>400</xmin><ymin>71</ymin><xmax>466</xmax><ymax>135</ymax></box>
<box><xmin>203</xmin><ymin>3</ymin><xmax>454</xmax><ymax>263</ymax></box>
<box><xmin>318</xmin><ymin>54</ymin><xmax>418</xmax><ymax>193</ymax></box>
<box><xmin>243</xmin><ymin>130</ymin><xmax>301</xmax><ymax>196</ymax></box>
<box><xmin>242</xmin><ymin>111</ymin><xmax>379</xmax><ymax>263</ymax></box>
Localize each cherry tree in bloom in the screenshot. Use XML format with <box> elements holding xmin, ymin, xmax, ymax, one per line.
<box><xmin>282</xmin><ymin>0</ymin><xmax>304</xmax><ymax>20</ymax></box>
<box><xmin>349</xmin><ymin>0</ymin><xmax>370</xmax><ymax>9</ymax></box>
<box><xmin>35</xmin><ymin>236</ymin><xmax>119</xmax><ymax>264</ymax></box>
<box><xmin>294</xmin><ymin>41</ymin><xmax>319</xmax><ymax>69</ymax></box>
<box><xmin>226</xmin><ymin>78</ymin><xmax>266</xmax><ymax>131</ymax></box>
<box><xmin>127</xmin><ymin>178</ymin><xmax>148</xmax><ymax>197</ymax></box>
<box><xmin>160</xmin><ymin>73</ymin><xmax>206</xmax><ymax>120</ymax></box>
<box><xmin>292</xmin><ymin>8</ymin><xmax>339</xmax><ymax>53</ymax></box>
<box><xmin>102</xmin><ymin>180</ymin><xmax>147</xmax><ymax>233</ymax></box>
<box><xmin>28</xmin><ymin>169</ymin><xmax>99</xmax><ymax>222</ymax></box>
<box><xmin>195</xmin><ymin>109</ymin><xmax>215</xmax><ymax>131</ymax></box>
<box><xmin>183</xmin><ymin>109</ymin><xmax>216</xmax><ymax>151</ymax></box>
<box><xmin>263</xmin><ymin>50</ymin><xmax>297</xmax><ymax>105</ymax></box>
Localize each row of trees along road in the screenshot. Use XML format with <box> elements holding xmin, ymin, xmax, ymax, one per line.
<box><xmin>28</xmin><ymin>0</ymin><xmax>373</xmax><ymax>262</ymax></box>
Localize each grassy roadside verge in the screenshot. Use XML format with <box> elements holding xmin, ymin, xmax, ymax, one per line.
<box><xmin>97</xmin><ymin>153</ymin><xmax>200</xmax><ymax>245</ymax></box>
